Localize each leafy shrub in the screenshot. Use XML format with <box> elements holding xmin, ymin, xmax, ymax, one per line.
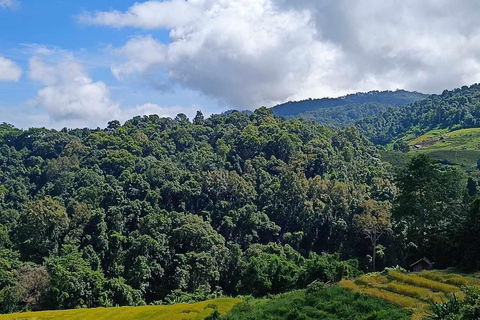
<box><xmin>425</xmin><ymin>294</ymin><xmax>461</xmax><ymax>320</ymax></box>
<box><xmin>223</xmin><ymin>286</ymin><xmax>410</xmax><ymax>320</ymax></box>
<box><xmin>305</xmin><ymin>281</ymin><xmax>325</xmax><ymax>294</ymax></box>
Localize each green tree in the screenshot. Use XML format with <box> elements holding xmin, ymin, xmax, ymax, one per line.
<box><xmin>354</xmin><ymin>200</ymin><xmax>392</xmax><ymax>272</ymax></box>
<box><xmin>16</xmin><ymin>197</ymin><xmax>69</xmax><ymax>263</ymax></box>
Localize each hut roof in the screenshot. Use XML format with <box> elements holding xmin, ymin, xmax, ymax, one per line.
<box><xmin>409</xmin><ymin>257</ymin><xmax>433</xmax><ymax>268</ymax></box>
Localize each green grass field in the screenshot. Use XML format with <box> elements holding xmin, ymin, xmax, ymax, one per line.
<box><xmin>341</xmin><ymin>269</ymin><xmax>480</xmax><ymax>320</ymax></box>
<box><xmin>0</xmin><ymin>298</ymin><xmax>241</xmax><ymax>320</ymax></box>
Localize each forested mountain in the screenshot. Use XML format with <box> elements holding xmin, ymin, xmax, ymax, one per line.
<box><xmin>357</xmin><ymin>84</ymin><xmax>480</xmax><ymax>145</ymax></box>
<box><xmin>0</xmin><ymin>109</ymin><xmax>388</xmax><ymax>313</ymax></box>
<box><xmin>285</xmin><ymin>102</ymin><xmax>395</xmax><ymax>128</ymax></box>
<box><xmin>272</xmin><ymin>90</ymin><xmax>427</xmax><ymax>127</ymax></box>
<box><xmin>1</xmin><ymin>108</ymin><xmax>479</xmax><ymax>316</ymax></box>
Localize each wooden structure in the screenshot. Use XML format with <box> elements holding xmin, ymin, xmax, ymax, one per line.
<box><xmin>410</xmin><ymin>257</ymin><xmax>434</xmax><ymax>272</ymax></box>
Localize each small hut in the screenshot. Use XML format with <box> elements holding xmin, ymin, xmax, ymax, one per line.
<box><xmin>410</xmin><ymin>257</ymin><xmax>434</xmax><ymax>272</ymax></box>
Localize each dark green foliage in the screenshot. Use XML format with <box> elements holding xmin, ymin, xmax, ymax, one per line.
<box><xmin>223</xmin><ymin>286</ymin><xmax>411</xmax><ymax>320</ymax></box>
<box><xmin>0</xmin><ymin>110</ymin><xmax>382</xmax><ymax>313</ymax></box>
<box><xmin>393</xmin><ymin>155</ymin><xmax>465</xmax><ymax>268</ymax></box>
<box><xmin>273</xmin><ymin>89</ymin><xmax>427</xmax><ymax>119</ymax></box>
<box><xmin>0</xmin><ymin>106</ymin><xmax>476</xmax><ymax>315</ymax></box>
<box><xmin>285</xmin><ymin>103</ymin><xmax>395</xmax><ymax>128</ymax></box>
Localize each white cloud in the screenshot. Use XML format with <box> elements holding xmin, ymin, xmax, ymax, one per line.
<box><xmin>27</xmin><ymin>56</ymin><xmax>201</xmax><ymax>128</ymax></box>
<box><xmin>0</xmin><ymin>56</ymin><xmax>22</xmax><ymax>81</ymax></box>
<box><xmin>28</xmin><ymin>56</ymin><xmax>119</xmax><ymax>125</ymax></box>
<box><xmin>111</xmin><ymin>35</ymin><xmax>167</xmax><ymax>80</ymax></box>
<box><xmin>79</xmin><ymin>0</ymin><xmax>480</xmax><ymax>109</ymax></box>
<box><xmin>78</xmin><ymin>0</ymin><xmax>203</xmax><ymax>29</ymax></box>
<box><xmin>0</xmin><ymin>0</ymin><xmax>18</xmax><ymax>9</ymax></box>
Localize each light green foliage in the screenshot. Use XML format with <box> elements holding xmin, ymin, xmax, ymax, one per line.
<box><xmin>224</xmin><ymin>286</ymin><xmax>411</xmax><ymax>320</ymax></box>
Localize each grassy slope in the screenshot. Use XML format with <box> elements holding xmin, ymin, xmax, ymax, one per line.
<box><xmin>381</xmin><ymin>128</ymin><xmax>480</xmax><ymax>171</ymax></box>
<box><xmin>223</xmin><ymin>286</ymin><xmax>410</xmax><ymax>320</ymax></box>
<box><xmin>341</xmin><ymin>270</ymin><xmax>480</xmax><ymax>320</ymax></box>
<box><xmin>0</xmin><ymin>298</ymin><xmax>241</xmax><ymax>320</ymax></box>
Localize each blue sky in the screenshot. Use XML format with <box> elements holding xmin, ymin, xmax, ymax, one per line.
<box><xmin>0</xmin><ymin>0</ymin><xmax>222</xmax><ymax>128</ymax></box>
<box><xmin>1</xmin><ymin>0</ymin><xmax>480</xmax><ymax>128</ymax></box>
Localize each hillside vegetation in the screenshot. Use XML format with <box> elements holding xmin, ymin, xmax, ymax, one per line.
<box><xmin>341</xmin><ymin>270</ymin><xmax>480</xmax><ymax>319</ymax></box>
<box><xmin>272</xmin><ymin>90</ymin><xmax>427</xmax><ymax>126</ymax></box>
<box><xmin>2</xmin><ymin>105</ymin><xmax>480</xmax><ymax>317</ymax></box>
<box><xmin>223</xmin><ymin>286</ymin><xmax>410</xmax><ymax>320</ymax></box>
<box><xmin>357</xmin><ymin>84</ymin><xmax>480</xmax><ymax>145</ymax></box>
<box><xmin>0</xmin><ymin>298</ymin><xmax>240</xmax><ymax>320</ymax></box>
<box><xmin>0</xmin><ymin>108</ymin><xmax>382</xmax><ymax>314</ymax></box>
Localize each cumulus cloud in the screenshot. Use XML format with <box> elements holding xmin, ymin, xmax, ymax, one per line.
<box><xmin>28</xmin><ymin>56</ymin><xmax>120</xmax><ymax>125</ymax></box>
<box><xmin>111</xmin><ymin>35</ymin><xmax>167</xmax><ymax>80</ymax></box>
<box><xmin>27</xmin><ymin>56</ymin><xmax>201</xmax><ymax>128</ymax></box>
<box><xmin>80</xmin><ymin>0</ymin><xmax>480</xmax><ymax>109</ymax></box>
<box><xmin>0</xmin><ymin>0</ymin><xmax>18</xmax><ymax>9</ymax></box>
<box><xmin>0</xmin><ymin>56</ymin><xmax>22</xmax><ymax>81</ymax></box>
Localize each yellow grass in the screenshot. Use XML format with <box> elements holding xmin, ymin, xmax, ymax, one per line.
<box><xmin>386</xmin><ymin>281</ymin><xmax>433</xmax><ymax>300</ymax></box>
<box><xmin>388</xmin><ymin>270</ymin><xmax>459</xmax><ymax>293</ymax></box>
<box><xmin>340</xmin><ymin>279</ymin><xmax>360</xmax><ymax>293</ymax></box>
<box><xmin>342</xmin><ymin>270</ymin><xmax>477</xmax><ymax>320</ymax></box>
<box><xmin>420</xmin><ymin>270</ymin><xmax>480</xmax><ymax>289</ymax></box>
<box><xmin>0</xmin><ymin>298</ymin><xmax>241</xmax><ymax>320</ymax></box>
<box><xmin>361</xmin><ymin>287</ymin><xmax>421</xmax><ymax>309</ymax></box>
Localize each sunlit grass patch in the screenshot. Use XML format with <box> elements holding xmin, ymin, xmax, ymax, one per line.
<box><xmin>0</xmin><ymin>298</ymin><xmax>241</xmax><ymax>320</ymax></box>
<box><xmin>342</xmin><ymin>270</ymin><xmax>476</xmax><ymax>320</ymax></box>
<box><xmin>360</xmin><ymin>287</ymin><xmax>421</xmax><ymax>309</ymax></box>
<box><xmin>419</xmin><ymin>270</ymin><xmax>480</xmax><ymax>289</ymax></box>
<box><xmin>340</xmin><ymin>279</ymin><xmax>360</xmax><ymax>292</ymax></box>
<box><xmin>386</xmin><ymin>281</ymin><xmax>433</xmax><ymax>300</ymax></box>
<box><xmin>388</xmin><ymin>270</ymin><xmax>459</xmax><ymax>293</ymax></box>
<box><xmin>357</xmin><ymin>273</ymin><xmax>389</xmax><ymax>286</ymax></box>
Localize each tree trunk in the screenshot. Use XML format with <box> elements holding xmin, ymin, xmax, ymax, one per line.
<box><xmin>372</xmin><ymin>239</ymin><xmax>376</xmax><ymax>272</ymax></box>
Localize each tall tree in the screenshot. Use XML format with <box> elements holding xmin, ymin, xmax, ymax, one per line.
<box><xmin>354</xmin><ymin>200</ymin><xmax>392</xmax><ymax>272</ymax></box>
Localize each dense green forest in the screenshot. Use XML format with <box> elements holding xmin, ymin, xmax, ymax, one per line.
<box><xmin>0</xmin><ymin>106</ymin><xmax>479</xmax><ymax>316</ymax></box>
<box><xmin>356</xmin><ymin>84</ymin><xmax>480</xmax><ymax>145</ymax></box>
<box><xmin>283</xmin><ymin>103</ymin><xmax>395</xmax><ymax>128</ymax></box>
<box><xmin>272</xmin><ymin>90</ymin><xmax>427</xmax><ymax>126</ymax></box>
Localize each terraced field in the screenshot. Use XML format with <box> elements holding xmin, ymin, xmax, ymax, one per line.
<box><xmin>340</xmin><ymin>270</ymin><xmax>480</xmax><ymax>320</ymax></box>
<box><xmin>0</xmin><ymin>298</ymin><xmax>241</xmax><ymax>320</ymax></box>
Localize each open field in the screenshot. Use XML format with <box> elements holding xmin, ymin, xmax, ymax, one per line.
<box><xmin>381</xmin><ymin>128</ymin><xmax>480</xmax><ymax>170</ymax></box>
<box><xmin>341</xmin><ymin>269</ymin><xmax>480</xmax><ymax>320</ymax></box>
<box><xmin>0</xmin><ymin>298</ymin><xmax>241</xmax><ymax>320</ymax></box>
<box><xmin>406</xmin><ymin>128</ymin><xmax>480</xmax><ymax>170</ymax></box>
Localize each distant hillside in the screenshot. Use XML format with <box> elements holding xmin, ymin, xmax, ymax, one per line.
<box><xmin>285</xmin><ymin>102</ymin><xmax>395</xmax><ymax>128</ymax></box>
<box><xmin>356</xmin><ymin>84</ymin><xmax>480</xmax><ymax>145</ymax></box>
<box><xmin>271</xmin><ymin>90</ymin><xmax>428</xmax><ymax>127</ymax></box>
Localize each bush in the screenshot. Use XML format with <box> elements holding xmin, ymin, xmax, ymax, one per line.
<box><xmin>425</xmin><ymin>294</ymin><xmax>461</xmax><ymax>320</ymax></box>
<box><xmin>306</xmin><ymin>281</ymin><xmax>325</xmax><ymax>294</ymax></box>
